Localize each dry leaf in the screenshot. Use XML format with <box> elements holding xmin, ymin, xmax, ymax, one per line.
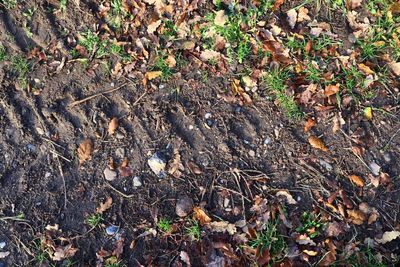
<box><xmin>296</xmin><ymin>234</ymin><xmax>316</xmax><ymax>246</ymax></box>
<box><xmin>347</xmin><ymin>209</ymin><xmax>366</xmax><ymax>225</ymax></box>
<box><xmin>339</xmin><ymin>189</ymin><xmax>353</xmax><ymax>209</ymax></box>
<box><xmin>97</xmin><ymin>196</ymin><xmax>113</xmax><ymax>214</ymax></box>
<box><xmin>166</xmin><ymin>54</ymin><xmax>176</xmax><ymax>68</ymax></box>
<box><xmin>193</xmin><ymin>207</ymin><xmax>212</xmax><ymax>225</ymax></box>
<box><xmin>276</xmin><ymin>190</ymin><xmax>297</xmax><ymax>204</ymax></box>
<box><xmin>167</xmin><ymin>149</ymin><xmax>184</xmax><ymax>178</ymax></box>
<box><xmin>349</xmin><ymin>0</ymin><xmax>362</xmax><ymax>9</ymax></box>
<box><xmin>182</xmin><ymin>41</ymin><xmax>195</xmax><ymax>50</ymax></box>
<box><xmin>376</xmin><ymin>231</ymin><xmax>400</xmax><ymax>244</ymax></box>
<box><xmin>145</xmin><ymin>71</ymin><xmax>163</xmax><ymax>80</ymax></box>
<box><xmin>108</xmin><ymin>117</ymin><xmax>119</xmax><ymax>135</ymax></box>
<box><xmin>324</xmin><ymin>84</ymin><xmax>340</xmax><ymax>97</ymax></box>
<box><xmin>273</xmin><ymin>0</ymin><xmax>285</xmax><ymax>11</ymax></box>
<box><xmin>208</xmin><ymin>221</ymin><xmax>237</xmax><ymax>235</ymax></box>
<box><xmin>368</xmin><ymin>212</ymin><xmax>379</xmax><ymax>224</ymax></box>
<box><xmin>52</xmin><ymin>244</ymin><xmax>78</xmax><ymax>261</ymax></box>
<box><xmin>308</xmin><ymin>136</ymin><xmax>328</xmax><ymax>151</ymax></box>
<box><xmin>180</xmin><ymin>251</ymin><xmax>191</xmax><ymax>266</ymax></box>
<box><xmin>303</xmin><ymin>250</ymin><xmax>318</xmax><ymax>256</ymax></box>
<box><xmin>358</xmin><ymin>63</ymin><xmax>374</xmax><ymax>74</ymax></box>
<box><xmin>214</xmin><ymin>10</ymin><xmax>227</xmax><ymax>26</ymax></box>
<box><xmin>77</xmin><ymin>138</ymin><xmax>94</xmax><ymax>164</ymax></box>
<box><xmin>287</xmin><ymin>9</ymin><xmax>297</xmax><ymax>29</ymax></box>
<box><xmin>297</xmin><ymin>7</ymin><xmax>311</xmax><ymax>22</ymax></box>
<box><xmin>348</xmin><ymin>174</ymin><xmax>365</xmax><ymax>187</ymax></box>
<box><xmin>304</xmin><ymin>118</ymin><xmax>316</xmax><ymax>132</ymax></box>
<box><xmin>242</xmin><ymin>76</ymin><xmax>257</xmax><ymax>88</ymax></box>
<box><xmin>187</xmin><ymin>161</ymin><xmax>202</xmax><ymax>174</ymax></box>
<box><xmin>147</xmin><ymin>19</ymin><xmax>162</xmax><ymax>34</ymax></box>
<box><xmin>388</xmin><ymin>62</ymin><xmax>400</xmax><ymax>76</ymax></box>
<box><xmin>200</xmin><ymin>49</ymin><xmax>221</xmax><ymax>61</ymax></box>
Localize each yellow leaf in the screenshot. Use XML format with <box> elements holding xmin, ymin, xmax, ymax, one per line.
<box><xmin>145</xmin><ymin>71</ymin><xmax>163</xmax><ymax>80</ymax></box>
<box><xmin>363</xmin><ymin>107</ymin><xmax>373</xmax><ymax>120</ymax></box>
<box><xmin>324</xmin><ymin>84</ymin><xmax>340</xmax><ymax>97</ymax></box>
<box><xmin>348</xmin><ymin>174</ymin><xmax>365</xmax><ymax>187</ymax></box>
<box><xmin>389</xmin><ymin>62</ymin><xmax>400</xmax><ymax>76</ymax></box>
<box><xmin>193</xmin><ymin>207</ymin><xmax>212</xmax><ymax>225</ymax></box>
<box><xmin>373</xmin><ymin>41</ymin><xmax>385</xmax><ymax>47</ymax></box>
<box><xmin>303</xmin><ymin>250</ymin><xmax>318</xmax><ymax>256</ymax></box>
<box><xmin>308</xmin><ymin>136</ymin><xmax>328</xmax><ymax>152</ymax></box>
<box><xmin>358</xmin><ymin>63</ymin><xmax>374</xmax><ymax>75</ymax></box>
<box><xmin>347</xmin><ymin>209</ymin><xmax>367</xmax><ymax>225</ymax></box>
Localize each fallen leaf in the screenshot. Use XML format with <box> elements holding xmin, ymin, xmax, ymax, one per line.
<box><xmin>108</xmin><ymin>117</ymin><xmax>119</xmax><ymax>135</ymax></box>
<box><xmin>242</xmin><ymin>76</ymin><xmax>257</xmax><ymax>88</ymax></box>
<box><xmin>304</xmin><ymin>118</ymin><xmax>316</xmax><ymax>132</ymax></box>
<box><xmin>77</xmin><ymin>138</ymin><xmax>94</xmax><ymax>164</ymax></box>
<box><xmin>297</xmin><ymin>7</ymin><xmax>311</xmax><ymax>22</ymax></box>
<box><xmin>368</xmin><ymin>212</ymin><xmax>379</xmax><ymax>225</ymax></box>
<box><xmin>348</xmin><ymin>175</ymin><xmax>365</xmax><ymax>187</ymax></box>
<box><xmin>52</xmin><ymin>244</ymin><xmax>78</xmax><ymax>261</ymax></box>
<box><xmin>147</xmin><ymin>19</ymin><xmax>162</xmax><ymax>34</ymax></box>
<box><xmin>388</xmin><ymin>62</ymin><xmax>400</xmax><ymax>76</ymax></box>
<box><xmin>347</xmin><ymin>209</ymin><xmax>367</xmax><ymax>225</ymax></box>
<box><xmin>308</xmin><ymin>136</ymin><xmax>328</xmax><ymax>152</ymax></box>
<box><xmin>376</xmin><ymin>231</ymin><xmax>400</xmax><ymax>244</ymax></box>
<box><xmin>339</xmin><ymin>189</ymin><xmax>353</xmax><ymax>209</ymax></box>
<box><xmin>273</xmin><ymin>0</ymin><xmax>285</xmax><ymax>11</ymax></box>
<box><xmin>97</xmin><ymin>196</ymin><xmax>113</xmax><ymax>214</ymax></box>
<box><xmin>208</xmin><ymin>221</ymin><xmax>237</xmax><ymax>235</ymax></box>
<box><xmin>180</xmin><ymin>251</ymin><xmax>191</xmax><ymax>266</ymax></box>
<box><xmin>187</xmin><ymin>161</ymin><xmax>202</xmax><ymax>174</ymax></box>
<box><xmin>287</xmin><ymin>9</ymin><xmax>297</xmax><ymax>29</ymax></box>
<box><xmin>112</xmin><ymin>237</ymin><xmax>124</xmax><ymax>257</ymax></box>
<box><xmin>303</xmin><ymin>250</ymin><xmax>318</xmax><ymax>256</ymax></box>
<box><xmin>319</xmin><ymin>239</ymin><xmax>337</xmax><ymax>266</ymax></box>
<box><xmin>276</xmin><ymin>190</ymin><xmax>297</xmax><ymax>204</ymax></box>
<box><xmin>193</xmin><ymin>207</ymin><xmax>212</xmax><ymax>225</ymax></box>
<box><xmin>349</xmin><ymin>0</ymin><xmax>362</xmax><ymax>9</ymax></box>
<box><xmin>296</xmin><ymin>234</ymin><xmax>316</xmax><ymax>246</ymax></box>
<box><xmin>214</xmin><ymin>10</ymin><xmax>227</xmax><ymax>26</ymax></box>
<box><xmin>358</xmin><ymin>63</ymin><xmax>374</xmax><ymax>74</ymax></box>
<box><xmin>200</xmin><ymin>49</ymin><xmax>221</xmax><ymax>61</ymax></box>
<box><xmin>167</xmin><ymin>149</ymin><xmax>184</xmax><ymax>178</ymax></box>
<box><xmin>363</xmin><ymin>107</ymin><xmax>373</xmax><ymax>120</ymax></box>
<box><xmin>390</xmin><ymin>2</ymin><xmax>400</xmax><ymax>14</ymax></box>
<box><xmin>257</xmin><ymin>248</ymin><xmax>270</xmax><ymax>266</ymax></box>
<box><xmin>166</xmin><ymin>54</ymin><xmax>176</xmax><ymax>68</ymax></box>
<box><xmin>324</xmin><ymin>84</ymin><xmax>340</xmax><ymax>97</ymax></box>
<box><xmin>182</xmin><ymin>41</ymin><xmax>196</xmax><ymax>50</ymax></box>
<box><xmin>145</xmin><ymin>71</ymin><xmax>163</xmax><ymax>80</ymax></box>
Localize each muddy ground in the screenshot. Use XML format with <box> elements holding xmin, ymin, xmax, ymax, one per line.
<box><xmin>0</xmin><ymin>1</ymin><xmax>400</xmax><ymax>266</ymax></box>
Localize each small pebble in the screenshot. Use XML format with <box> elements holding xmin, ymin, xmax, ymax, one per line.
<box><xmin>176</xmin><ymin>195</ymin><xmax>193</xmax><ymax>218</ymax></box>
<box><xmin>319</xmin><ymin>159</ymin><xmax>333</xmax><ymax>172</ymax></box>
<box><xmin>188</xmin><ymin>125</ymin><xmax>194</xmax><ymax>130</ymax></box>
<box><xmin>0</xmin><ymin>242</ymin><xmax>5</xmax><ymax>249</ymax></box>
<box><xmin>115</xmin><ymin>147</ymin><xmax>125</xmax><ymax>159</ymax></box>
<box><xmin>248</xmin><ymin>150</ymin><xmax>256</xmax><ymax>157</ymax></box>
<box><xmin>383</xmin><ymin>153</ymin><xmax>391</xmax><ymax>162</ymax></box>
<box><xmin>104</xmin><ymin>167</ymin><xmax>117</xmax><ymax>181</ymax></box>
<box><xmin>148</xmin><ymin>152</ymin><xmax>166</xmax><ymax>178</ymax></box>
<box><xmin>369</xmin><ymin>161</ymin><xmax>381</xmax><ymax>176</ymax></box>
<box><xmin>204</xmin><ymin>113</ymin><xmax>212</xmax><ymax>119</ymax></box>
<box><xmin>133</xmin><ymin>176</ymin><xmax>142</xmax><ymax>187</ymax></box>
<box><xmin>116</xmin><ymin>133</ymin><xmax>125</xmax><ymax>139</ymax></box>
<box><xmin>264</xmin><ymin>137</ymin><xmax>271</xmax><ymax>145</ymax></box>
<box><xmin>106</xmin><ymin>225</ymin><xmax>119</xmax><ymax>235</ymax></box>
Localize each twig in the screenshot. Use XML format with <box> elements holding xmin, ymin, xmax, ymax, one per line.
<box><xmin>49</xmin><ymin>150</ymin><xmax>71</xmax><ymax>162</ymax></box>
<box><xmin>105</xmin><ymin>181</ymin><xmax>135</xmax><ymax>198</ymax></box>
<box><xmin>12</xmin><ymin>235</ymin><xmax>34</xmax><ymax>257</ymax></box>
<box><xmin>0</xmin><ymin>216</ymin><xmax>30</xmax><ymax>223</ymax></box>
<box><xmin>214</xmin><ymin>185</ymin><xmax>251</xmax><ymax>202</ymax></box>
<box><xmin>68</xmin><ymin>83</ymin><xmax>128</xmax><ymax>107</ymax></box>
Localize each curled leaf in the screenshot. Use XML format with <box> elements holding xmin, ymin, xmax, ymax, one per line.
<box><xmin>193</xmin><ymin>207</ymin><xmax>212</xmax><ymax>225</ymax></box>
<box><xmin>77</xmin><ymin>138</ymin><xmax>94</xmax><ymax>164</ymax></box>
<box><xmin>348</xmin><ymin>175</ymin><xmax>365</xmax><ymax>187</ymax></box>
<box><xmin>96</xmin><ymin>196</ymin><xmax>113</xmax><ymax>214</ymax></box>
<box><xmin>308</xmin><ymin>136</ymin><xmax>328</xmax><ymax>151</ymax></box>
<box><xmin>145</xmin><ymin>71</ymin><xmax>163</xmax><ymax>80</ymax></box>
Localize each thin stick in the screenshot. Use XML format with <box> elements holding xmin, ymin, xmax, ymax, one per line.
<box><xmin>49</xmin><ymin>150</ymin><xmax>71</xmax><ymax>162</ymax></box>
<box><xmin>68</xmin><ymin>83</ymin><xmax>128</xmax><ymax>107</ymax></box>
<box><xmin>105</xmin><ymin>182</ymin><xmax>135</xmax><ymax>198</ymax></box>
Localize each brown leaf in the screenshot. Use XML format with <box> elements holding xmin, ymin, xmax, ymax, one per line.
<box><xmin>108</xmin><ymin>117</ymin><xmax>119</xmax><ymax>135</ymax></box>
<box><xmin>193</xmin><ymin>207</ymin><xmax>212</xmax><ymax>225</ymax></box>
<box><xmin>349</xmin><ymin>0</ymin><xmax>362</xmax><ymax>9</ymax></box>
<box><xmin>187</xmin><ymin>161</ymin><xmax>202</xmax><ymax>174</ymax></box>
<box><xmin>167</xmin><ymin>149</ymin><xmax>184</xmax><ymax>178</ymax></box>
<box><xmin>214</xmin><ymin>10</ymin><xmax>227</xmax><ymax>26</ymax></box>
<box><xmin>348</xmin><ymin>175</ymin><xmax>365</xmax><ymax>187</ymax></box>
<box><xmin>303</xmin><ymin>250</ymin><xmax>318</xmax><ymax>256</ymax></box>
<box><xmin>319</xmin><ymin>239</ymin><xmax>337</xmax><ymax>266</ymax></box>
<box><xmin>112</xmin><ymin>237</ymin><xmax>124</xmax><ymax>258</ymax></box>
<box><xmin>347</xmin><ymin>209</ymin><xmax>367</xmax><ymax>225</ymax></box>
<box><xmin>257</xmin><ymin>248</ymin><xmax>270</xmax><ymax>266</ymax></box>
<box><xmin>119</xmin><ymin>158</ymin><xmax>133</xmax><ymax>177</ymax></box>
<box><xmin>200</xmin><ymin>49</ymin><xmax>221</xmax><ymax>61</ymax></box>
<box><xmin>273</xmin><ymin>0</ymin><xmax>285</xmax><ymax>11</ymax></box>
<box><xmin>339</xmin><ymin>189</ymin><xmax>353</xmax><ymax>209</ymax></box>
<box><xmin>308</xmin><ymin>136</ymin><xmax>328</xmax><ymax>151</ymax></box>
<box><xmin>166</xmin><ymin>54</ymin><xmax>176</xmax><ymax>68</ymax></box>
<box><xmin>287</xmin><ymin>9</ymin><xmax>297</xmax><ymax>29</ymax></box>
<box><xmin>77</xmin><ymin>138</ymin><xmax>94</xmax><ymax>164</ymax></box>
<box><xmin>52</xmin><ymin>244</ymin><xmax>78</xmax><ymax>261</ymax></box>
<box><xmin>297</xmin><ymin>7</ymin><xmax>311</xmax><ymax>22</ymax></box>
<box><xmin>96</xmin><ymin>196</ymin><xmax>113</xmax><ymax>214</ymax></box>
<box><xmin>388</xmin><ymin>62</ymin><xmax>400</xmax><ymax>76</ymax></box>
<box><xmin>368</xmin><ymin>212</ymin><xmax>379</xmax><ymax>225</ymax></box>
<box><xmin>147</xmin><ymin>19</ymin><xmax>162</xmax><ymax>34</ymax></box>
<box><xmin>358</xmin><ymin>63</ymin><xmax>374</xmax><ymax>75</ymax></box>
<box><xmin>145</xmin><ymin>71</ymin><xmax>162</xmax><ymax>80</ymax></box>
<box><xmin>304</xmin><ymin>118</ymin><xmax>316</xmax><ymax>132</ymax></box>
<box><xmin>390</xmin><ymin>2</ymin><xmax>400</xmax><ymax>14</ymax></box>
<box><xmin>324</xmin><ymin>84</ymin><xmax>340</xmax><ymax>97</ymax></box>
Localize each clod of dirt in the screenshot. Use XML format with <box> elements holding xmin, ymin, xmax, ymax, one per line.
<box><xmin>133</xmin><ymin>176</ymin><xmax>143</xmax><ymax>187</ymax></box>
<box><xmin>104</xmin><ymin>167</ymin><xmax>117</xmax><ymax>181</ymax></box>
<box><xmin>148</xmin><ymin>152</ymin><xmax>167</xmax><ymax>178</ymax></box>
<box><xmin>175</xmin><ymin>196</ymin><xmax>194</xmax><ymax>218</ymax></box>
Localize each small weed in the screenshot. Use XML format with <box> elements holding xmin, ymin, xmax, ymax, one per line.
<box><xmin>108</xmin><ymin>0</ymin><xmax>126</xmax><ymax>30</ymax></box>
<box><xmin>249</xmin><ymin>220</ymin><xmax>287</xmax><ymax>260</ymax></box>
<box><xmin>60</xmin><ymin>0</ymin><xmax>67</xmax><ymax>12</ymax></box>
<box><xmin>0</xmin><ymin>45</ymin><xmax>7</xmax><ymax>61</ymax></box>
<box><xmin>157</xmin><ymin>217</ymin><xmax>173</xmax><ymax>233</ymax></box>
<box><xmin>33</xmin><ymin>240</ymin><xmax>50</xmax><ymax>265</ymax></box>
<box><xmin>153</xmin><ymin>52</ymin><xmax>173</xmax><ymax>80</ymax></box>
<box><xmin>312</xmin><ymin>34</ymin><xmax>342</xmax><ymax>51</ymax></box>
<box><xmin>0</xmin><ymin>0</ymin><xmax>17</xmax><ymax>9</ymax></box>
<box><xmin>79</xmin><ymin>30</ymin><xmax>110</xmax><ymax>58</ymax></box>
<box><xmin>86</xmin><ymin>213</ymin><xmax>103</xmax><ymax>228</ymax></box>
<box><xmin>304</xmin><ymin>61</ymin><xmax>323</xmax><ymax>84</ymax></box>
<box><xmin>338</xmin><ymin>247</ymin><xmax>389</xmax><ymax>267</ymax></box>
<box><xmin>186</xmin><ymin>220</ymin><xmax>201</xmax><ymax>241</ymax></box>
<box><xmin>341</xmin><ymin>65</ymin><xmax>364</xmax><ymax>97</ymax></box>
<box><xmin>263</xmin><ymin>69</ymin><xmax>303</xmax><ymax>119</ymax></box>
<box><xmin>162</xmin><ymin>20</ymin><xmax>178</xmax><ymax>38</ymax></box>
<box><xmin>286</xmin><ymin>34</ymin><xmax>307</xmax><ymax>53</ymax></box>
<box><xmin>296</xmin><ymin>212</ymin><xmax>324</xmax><ymax>238</ymax></box>
<box><xmin>11</xmin><ymin>55</ymin><xmax>30</xmax><ymax>88</ymax></box>
<box><xmin>23</xmin><ymin>7</ymin><xmax>35</xmax><ymax>20</ymax></box>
